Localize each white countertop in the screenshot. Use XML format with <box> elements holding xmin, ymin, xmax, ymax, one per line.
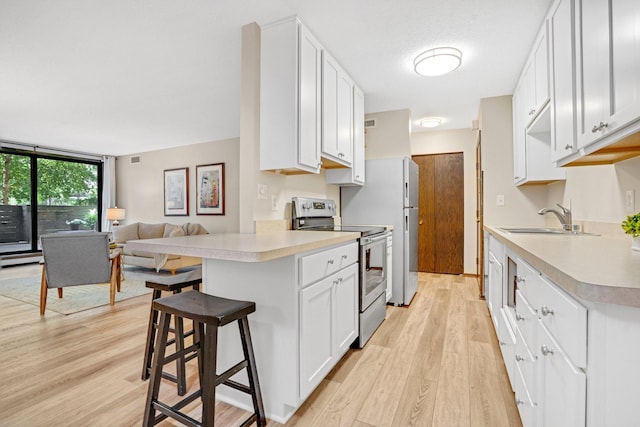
<box><xmin>486</xmin><ymin>225</ymin><xmax>640</xmax><ymax>307</ymax></box>
<box><xmin>126</xmin><ymin>230</ymin><xmax>360</xmax><ymax>263</ymax></box>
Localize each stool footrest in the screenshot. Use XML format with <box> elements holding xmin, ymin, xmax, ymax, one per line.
<box><xmin>215</xmin><ymin>360</ymin><xmax>248</xmax><ymax>387</ymax></box>
<box><xmin>162</xmin><ymin>343</ymin><xmax>200</xmax><ymax>365</ymax></box>
<box><xmin>152</xmin><ymin>389</ymin><xmax>203</xmax><ymax>427</ymax></box>
<box><xmin>239</xmin><ymin>414</ymin><xmax>258</xmax><ymax>427</ymax></box>
<box><xmin>223</xmin><ymin>378</ymin><xmax>253</xmax><ymax>395</ymax></box>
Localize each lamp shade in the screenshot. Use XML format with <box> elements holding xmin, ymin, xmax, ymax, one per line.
<box><xmin>414</xmin><ymin>47</ymin><xmax>462</xmax><ymax>77</ymax></box>
<box><xmin>107</xmin><ymin>207</ymin><xmax>125</xmax><ymax>225</ymax></box>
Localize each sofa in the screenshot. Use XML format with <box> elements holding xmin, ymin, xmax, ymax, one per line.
<box><xmin>112</xmin><ymin>222</ymin><xmax>208</xmax><ymax>274</ymax></box>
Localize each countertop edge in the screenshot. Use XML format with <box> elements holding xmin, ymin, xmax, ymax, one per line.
<box><xmin>485</xmin><ymin>225</ymin><xmax>640</xmax><ymax>308</ymax></box>
<box><xmin>125</xmin><ymin>232</ymin><xmax>360</xmax><ymax>263</ymax></box>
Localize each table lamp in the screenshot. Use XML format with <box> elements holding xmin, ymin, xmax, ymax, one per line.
<box><xmin>107</xmin><ymin>206</ymin><xmax>126</xmax><ymax>227</ymax></box>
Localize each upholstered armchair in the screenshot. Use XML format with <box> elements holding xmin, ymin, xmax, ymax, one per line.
<box><xmin>39</xmin><ymin>231</ymin><xmax>121</xmax><ymax>315</ymax></box>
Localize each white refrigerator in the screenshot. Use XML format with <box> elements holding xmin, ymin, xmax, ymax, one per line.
<box><xmin>341</xmin><ymin>157</ymin><xmax>419</xmax><ymax>306</ymax></box>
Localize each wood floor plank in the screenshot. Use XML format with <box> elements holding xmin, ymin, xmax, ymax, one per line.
<box><xmin>311</xmin><ymin>344</ymin><xmax>391</xmax><ymax>427</ymax></box>
<box><xmin>0</xmin><ymin>265</ymin><xmax>522</xmax><ymax>427</ymax></box>
<box><xmin>355</xmin><ymin>282</ymin><xmax>436</xmax><ymax>427</ymax></box>
<box><xmin>432</xmin><ymin>351</ymin><xmax>470</xmax><ymax>427</ymax></box>
<box><xmin>468</xmin><ymin>341</ymin><xmax>512</xmax><ymax>427</ymax></box>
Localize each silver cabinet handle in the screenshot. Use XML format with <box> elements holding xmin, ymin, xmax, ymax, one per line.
<box><xmin>516</xmin><ymin>314</ymin><xmax>525</xmax><ymax>321</ymax></box>
<box><xmin>516</xmin><ymin>398</ymin><xmax>526</xmax><ymax>405</ymax></box>
<box><xmin>514</xmin><ymin>176</ymin><xmax>521</xmax><ymax>180</ymax></box>
<box><xmin>516</xmin><ymin>276</ymin><xmax>525</xmax><ymax>283</ymax></box>
<box><xmin>341</xmin><ymin>254</ymin><xmax>348</xmax><ymax>259</ymax></box>
<box><xmin>540</xmin><ymin>305</ymin><xmax>554</xmax><ymax>316</ymax></box>
<box><xmin>565</xmin><ymin>144</ymin><xmax>573</xmax><ymax>150</ymax></box>
<box><xmin>541</xmin><ymin>345</ymin><xmax>554</xmax><ymax>356</ymax></box>
<box><xmin>499</xmin><ymin>341</ymin><xmax>506</xmax><ymax>347</ymax></box>
<box><xmin>327</xmin><ymin>259</ymin><xmax>334</xmax><ymax>264</ymax></box>
<box><xmin>516</xmin><ymin>354</ymin><xmax>525</xmax><ymax>362</ymax></box>
<box><xmin>592</xmin><ymin>122</ymin><xmax>609</xmax><ymax>133</ymax></box>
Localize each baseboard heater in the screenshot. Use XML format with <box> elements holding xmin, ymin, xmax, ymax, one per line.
<box><xmin>0</xmin><ymin>253</ymin><xmax>42</xmax><ymax>267</ymax></box>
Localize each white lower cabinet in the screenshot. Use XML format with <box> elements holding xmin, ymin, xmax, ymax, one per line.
<box><xmin>498</xmin><ymin>309</ymin><xmax>517</xmax><ymax>390</ymax></box>
<box><xmin>299</xmin><ymin>261</ymin><xmax>358</xmax><ymax>399</ymax></box>
<box><xmin>538</xmin><ymin>324</ymin><xmax>586</xmax><ymax>427</ymax></box>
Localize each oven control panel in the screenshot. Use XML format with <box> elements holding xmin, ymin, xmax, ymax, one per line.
<box><xmin>292</xmin><ymin>197</ymin><xmax>337</xmax><ymax>219</ymax></box>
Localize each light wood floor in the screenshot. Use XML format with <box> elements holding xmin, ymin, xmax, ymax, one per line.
<box><xmin>0</xmin><ymin>265</ymin><xmax>521</xmax><ymax>427</ymax></box>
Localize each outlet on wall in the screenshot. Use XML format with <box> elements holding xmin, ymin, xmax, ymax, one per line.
<box><xmin>626</xmin><ymin>190</ymin><xmax>636</xmax><ymax>214</ymax></box>
<box><xmin>496</xmin><ymin>194</ymin><xmax>505</xmax><ymax>207</ymax></box>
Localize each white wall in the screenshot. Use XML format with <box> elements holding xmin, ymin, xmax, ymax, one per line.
<box><xmin>364</xmin><ymin>109</ymin><xmax>412</xmax><ymax>159</ymax></box>
<box><xmin>546</xmin><ymin>156</ymin><xmax>640</xmax><ymax>233</ymax></box>
<box><xmin>411</xmin><ymin>128</ymin><xmax>477</xmax><ymax>275</ymax></box>
<box><xmin>479</xmin><ymin>95</ymin><xmax>549</xmax><ymax>226</ymax></box>
<box><xmin>116</xmin><ymin>138</ymin><xmax>239</xmax><ymax>234</ymax></box>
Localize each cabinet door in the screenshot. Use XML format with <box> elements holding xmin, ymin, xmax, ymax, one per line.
<box><xmin>550</xmin><ymin>0</ymin><xmax>577</xmax><ymax>162</ymax></box>
<box><xmin>322</xmin><ymin>53</ymin><xmax>340</xmax><ymax>159</ymax></box>
<box><xmin>299</xmin><ymin>276</ymin><xmax>333</xmax><ymax>398</ymax></box>
<box><xmin>353</xmin><ymin>85</ymin><xmax>365</xmax><ymax>184</ymax></box>
<box><xmin>533</xmin><ymin>27</ymin><xmax>550</xmax><ymax>113</ymax></box>
<box><xmin>539</xmin><ymin>325</ymin><xmax>586</xmax><ymax>427</ymax></box>
<box><xmin>298</xmin><ymin>24</ymin><xmax>322</xmax><ymax>171</ymax></box>
<box><xmin>334</xmin><ymin>264</ymin><xmax>358</xmax><ymax>356</ymax></box>
<box><xmin>608</xmin><ymin>0</ymin><xmax>640</xmax><ymax>130</ymax></box>
<box><xmin>512</xmin><ymin>83</ymin><xmax>527</xmax><ymax>183</ymax></box>
<box><xmin>337</xmin><ymin>73</ymin><xmax>354</xmax><ymax>164</ymax></box>
<box><xmin>487</xmin><ymin>251</ymin><xmax>503</xmax><ymax>330</ymax></box>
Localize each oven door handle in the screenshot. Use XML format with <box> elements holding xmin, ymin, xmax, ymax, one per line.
<box><xmin>361</xmin><ymin>233</ymin><xmax>389</xmax><ymax>245</ymax></box>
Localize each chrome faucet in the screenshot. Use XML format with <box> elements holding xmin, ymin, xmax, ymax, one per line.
<box><xmin>538</xmin><ymin>204</ymin><xmax>572</xmax><ymax>231</ymax></box>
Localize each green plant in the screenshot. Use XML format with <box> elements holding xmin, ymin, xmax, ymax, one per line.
<box><xmin>66</xmin><ymin>218</ymin><xmax>87</xmax><ymax>225</ymax></box>
<box><xmin>621</xmin><ymin>212</ymin><xmax>640</xmax><ymax>237</ymax></box>
<box><xmin>83</xmin><ymin>208</ymin><xmax>97</xmax><ymax>229</ymax></box>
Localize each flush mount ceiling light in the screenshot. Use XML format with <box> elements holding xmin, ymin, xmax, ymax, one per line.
<box><xmin>414</xmin><ymin>47</ymin><xmax>462</xmax><ymax>76</ymax></box>
<box><xmin>419</xmin><ymin>117</ymin><xmax>442</xmax><ymax>128</ymax></box>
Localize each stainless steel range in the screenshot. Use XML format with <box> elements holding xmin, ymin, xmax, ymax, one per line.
<box><xmin>292</xmin><ymin>197</ymin><xmax>388</xmax><ymax>348</ymax></box>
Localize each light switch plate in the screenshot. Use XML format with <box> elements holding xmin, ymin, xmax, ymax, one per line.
<box><xmin>496</xmin><ymin>194</ymin><xmax>505</xmax><ymax>207</ymax></box>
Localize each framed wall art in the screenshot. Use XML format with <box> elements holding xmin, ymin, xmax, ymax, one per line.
<box><xmin>196</xmin><ymin>163</ymin><xmax>225</xmax><ymax>215</ymax></box>
<box><xmin>163</xmin><ymin>167</ymin><xmax>189</xmax><ymax>216</ymax></box>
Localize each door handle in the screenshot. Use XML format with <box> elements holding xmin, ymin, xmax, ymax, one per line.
<box><xmin>419</xmin><ymin>220</ymin><xmax>423</xmax><ymax>225</ymax></box>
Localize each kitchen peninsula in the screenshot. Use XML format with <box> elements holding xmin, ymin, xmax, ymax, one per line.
<box><xmin>127</xmin><ymin>230</ymin><xmax>361</xmax><ymax>423</ymax></box>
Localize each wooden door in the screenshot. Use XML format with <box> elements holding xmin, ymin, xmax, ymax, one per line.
<box><xmin>413</xmin><ymin>153</ymin><xmax>464</xmax><ymax>274</ymax></box>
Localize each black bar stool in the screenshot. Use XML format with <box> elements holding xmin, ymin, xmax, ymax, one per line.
<box><xmin>142</xmin><ymin>291</ymin><xmax>266</xmax><ymax>427</ymax></box>
<box><xmin>141</xmin><ymin>268</ymin><xmax>202</xmax><ymax>396</ymax></box>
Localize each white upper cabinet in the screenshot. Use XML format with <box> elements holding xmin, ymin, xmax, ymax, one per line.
<box><xmin>549</xmin><ymin>0</ymin><xmax>578</xmax><ymax>162</ymax></box>
<box><xmin>512</xmin><ymin>21</ymin><xmax>565</xmax><ymax>185</ymax></box>
<box><xmin>321</xmin><ymin>52</ymin><xmax>353</xmax><ymax>167</ymax></box>
<box><xmin>326</xmin><ymin>84</ymin><xmax>365</xmax><ymax>186</ymax></box>
<box><xmin>521</xmin><ymin>27</ymin><xmax>550</xmax><ymax>127</ymax></box>
<box><xmin>575</xmin><ymin>0</ymin><xmax>640</xmax><ymax>149</ymax></box>
<box><xmin>260</xmin><ymin>17</ymin><xmax>322</xmax><ymax>174</ymax></box>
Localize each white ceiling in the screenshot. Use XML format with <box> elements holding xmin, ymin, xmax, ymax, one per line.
<box><xmin>0</xmin><ymin>0</ymin><xmax>552</xmax><ymax>156</ymax></box>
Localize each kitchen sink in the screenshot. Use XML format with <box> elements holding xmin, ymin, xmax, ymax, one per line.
<box><xmin>499</xmin><ymin>227</ymin><xmax>599</xmax><ymax>236</ymax></box>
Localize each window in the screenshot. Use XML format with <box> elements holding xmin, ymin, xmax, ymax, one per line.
<box><xmin>0</xmin><ymin>149</ymin><xmax>102</xmax><ymax>255</ymax></box>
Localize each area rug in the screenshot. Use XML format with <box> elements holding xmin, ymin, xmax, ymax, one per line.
<box><xmin>0</xmin><ymin>267</ymin><xmax>177</xmax><ymax>315</ymax></box>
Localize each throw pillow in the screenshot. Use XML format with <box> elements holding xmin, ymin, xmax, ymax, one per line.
<box><xmin>113</xmin><ymin>222</ymin><xmax>139</xmax><ymax>244</ymax></box>
<box><xmin>138</xmin><ymin>223</ymin><xmax>166</xmax><ymax>239</ymax></box>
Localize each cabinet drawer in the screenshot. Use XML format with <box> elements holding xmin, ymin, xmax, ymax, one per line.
<box><xmin>498</xmin><ymin>309</ymin><xmax>517</xmax><ymax>389</ymax></box>
<box><xmin>516</xmin><ymin>257</ymin><xmax>539</xmax><ymax>299</ymax></box>
<box><xmin>536</xmin><ymin>276</ymin><xmax>587</xmax><ymax>368</ymax></box>
<box><xmin>300</xmin><ymin>242</ymin><xmax>358</xmax><ymax>287</ymax></box>
<box><xmin>515</xmin><ymin>325</ymin><xmax>537</xmax><ymax>403</ymax></box>
<box><xmin>514</xmin><ymin>360</ymin><xmax>537</xmax><ymax>427</ymax></box>
<box><xmin>515</xmin><ymin>290</ymin><xmax>537</xmax><ymax>351</ymax></box>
